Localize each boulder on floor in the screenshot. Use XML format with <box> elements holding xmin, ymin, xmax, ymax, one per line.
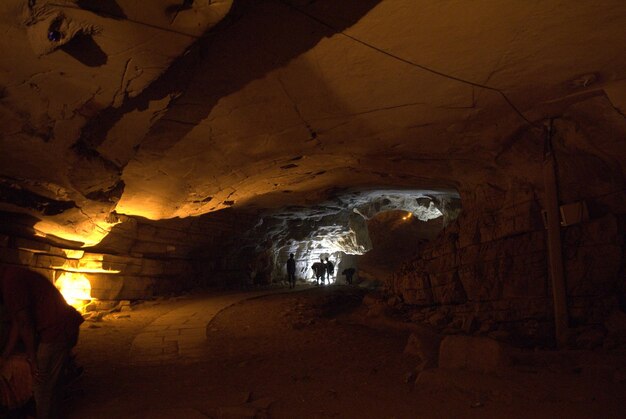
<box><xmin>403</xmin><ymin>332</ymin><xmax>442</xmax><ymax>371</ymax></box>
<box><xmin>438</xmin><ymin>335</ymin><xmax>509</xmax><ymax>373</ymax></box>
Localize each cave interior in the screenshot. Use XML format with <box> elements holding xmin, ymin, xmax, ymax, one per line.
<box><xmin>1</xmin><ymin>0</ymin><xmax>626</xmax><ymax>417</ymax></box>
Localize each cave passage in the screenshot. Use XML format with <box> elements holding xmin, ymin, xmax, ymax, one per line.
<box><xmin>62</xmin><ymin>286</ymin><xmax>625</xmax><ymax>419</ymax></box>
<box><xmin>1</xmin><ymin>0</ymin><xmax>626</xmax><ymax>418</ymax></box>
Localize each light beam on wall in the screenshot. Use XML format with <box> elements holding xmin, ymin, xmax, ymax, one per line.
<box><xmin>52</xmin><ymin>252</ymin><xmax>122</xmax><ymax>312</ymax></box>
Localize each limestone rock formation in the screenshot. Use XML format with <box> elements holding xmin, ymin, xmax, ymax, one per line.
<box><xmin>0</xmin><ymin>1</ymin><xmax>625</xmax><ymax>343</ymax></box>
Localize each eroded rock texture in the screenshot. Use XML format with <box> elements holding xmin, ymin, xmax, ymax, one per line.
<box><xmin>391</xmin><ymin>112</ymin><xmax>626</xmax><ymax>343</ymax></box>
<box><xmin>0</xmin><ymin>1</ymin><xmax>625</xmax><ymax>342</ymax></box>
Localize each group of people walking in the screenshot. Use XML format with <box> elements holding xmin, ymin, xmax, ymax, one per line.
<box><xmin>286</xmin><ymin>254</ymin><xmax>355</xmax><ymax>287</ymax></box>
<box><xmin>311</xmin><ymin>257</ymin><xmax>334</xmax><ymax>286</ymax></box>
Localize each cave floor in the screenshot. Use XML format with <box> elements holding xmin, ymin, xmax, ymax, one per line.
<box><xmin>66</xmin><ymin>286</ymin><xmax>626</xmax><ymax>419</ymax></box>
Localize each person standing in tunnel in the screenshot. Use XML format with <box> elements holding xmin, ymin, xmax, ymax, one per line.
<box><xmin>311</xmin><ymin>261</ymin><xmax>324</xmax><ymax>285</ymax></box>
<box><xmin>325</xmin><ymin>257</ymin><xmax>334</xmax><ymax>284</ymax></box>
<box><xmin>342</xmin><ymin>267</ymin><xmax>356</xmax><ymax>285</ymax></box>
<box><xmin>286</xmin><ymin>253</ymin><xmax>296</xmax><ymax>289</ymax></box>
<box><xmin>0</xmin><ymin>265</ymin><xmax>84</xmax><ymax>419</ymax></box>
<box><xmin>319</xmin><ymin>256</ymin><xmax>327</xmax><ymax>285</ymax></box>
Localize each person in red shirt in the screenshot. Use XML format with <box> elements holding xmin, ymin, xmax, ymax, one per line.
<box><xmin>0</xmin><ymin>265</ymin><xmax>83</xmax><ymax>419</ymax></box>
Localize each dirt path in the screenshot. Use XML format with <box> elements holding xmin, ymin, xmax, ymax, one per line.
<box><xmin>67</xmin><ymin>286</ymin><xmax>626</xmax><ymax>419</ymax></box>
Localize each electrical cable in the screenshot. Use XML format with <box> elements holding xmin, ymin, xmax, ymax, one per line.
<box><xmin>50</xmin><ymin>0</ymin><xmax>541</xmax><ymax>128</ymax></box>
<box><xmin>277</xmin><ymin>0</ymin><xmax>540</xmax><ymax>128</ymax></box>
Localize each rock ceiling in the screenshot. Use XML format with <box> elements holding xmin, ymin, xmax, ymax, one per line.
<box><xmin>1</xmin><ymin>0</ymin><xmax>626</xmax><ymax>245</ymax></box>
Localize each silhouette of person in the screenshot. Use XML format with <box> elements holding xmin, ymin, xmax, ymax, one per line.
<box><xmin>311</xmin><ymin>261</ymin><xmax>325</xmax><ymax>285</ymax></box>
<box><xmin>0</xmin><ymin>266</ymin><xmax>84</xmax><ymax>419</ymax></box>
<box><xmin>342</xmin><ymin>267</ymin><xmax>356</xmax><ymax>285</ymax></box>
<box><xmin>286</xmin><ymin>253</ymin><xmax>296</xmax><ymax>289</ymax></box>
<box><xmin>319</xmin><ymin>257</ymin><xmax>327</xmax><ymax>285</ymax></box>
<box><xmin>325</xmin><ymin>257</ymin><xmax>334</xmax><ymax>283</ymax></box>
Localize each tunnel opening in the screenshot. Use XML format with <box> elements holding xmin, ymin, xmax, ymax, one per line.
<box><xmin>356</xmin><ymin>209</ymin><xmax>446</xmax><ymax>286</ymax></box>
<box><xmin>252</xmin><ymin>188</ymin><xmax>462</xmax><ymax>289</ymax></box>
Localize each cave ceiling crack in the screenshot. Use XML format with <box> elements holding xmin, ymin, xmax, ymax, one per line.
<box><xmin>278</xmin><ymin>0</ymin><xmax>539</xmax><ymax>128</ymax></box>
<box><xmin>159</xmin><ymin>117</ymin><xmax>199</xmax><ymax>126</ymax></box>
<box><xmin>48</xmin><ymin>2</ymin><xmax>201</xmax><ymax>39</ymax></box>
<box><xmin>275</xmin><ymin>74</ymin><xmax>318</xmax><ymax>142</ymax></box>
<box><xmin>107</xmin><ymin>38</ymin><xmax>155</xmax><ymax>58</ymax></box>
<box><xmin>116</xmin><ymin>61</ymin><xmax>150</xmax><ymax>107</ymax></box>
<box><xmin>214</xmin><ymin>121</ymin><xmax>310</xmax><ymax>144</ymax></box>
<box><xmin>76</xmin><ymin>207</ymin><xmax>110</xmax><ymax>235</ymax></box>
<box><xmin>436</xmin><ymin>88</ymin><xmax>476</xmax><ymax>110</ymax></box>
<box><xmin>73</xmin><ymin>87</ymin><xmax>104</xmax><ymax>117</ymax></box>
<box><xmin>604</xmin><ymin>91</ymin><xmax>626</xmax><ymax>121</ymax></box>
<box><xmin>312</xmin><ymin>100</ymin><xmax>429</xmax><ymax>123</ymax></box>
<box><xmin>5</xmin><ymin>70</ymin><xmax>54</xmax><ymax>90</ymax></box>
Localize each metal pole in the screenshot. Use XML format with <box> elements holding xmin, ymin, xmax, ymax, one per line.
<box><xmin>543</xmin><ymin>119</ymin><xmax>569</xmax><ymax>348</ymax></box>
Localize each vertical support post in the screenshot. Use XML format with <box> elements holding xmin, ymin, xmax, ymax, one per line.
<box><xmin>543</xmin><ymin>119</ymin><xmax>569</xmax><ymax>348</ymax></box>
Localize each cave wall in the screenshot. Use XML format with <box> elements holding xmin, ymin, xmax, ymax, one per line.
<box><xmin>0</xmin><ymin>1</ymin><xmax>624</xmax><ymax>332</ymax></box>
<box><xmin>0</xmin><ymin>217</ymin><xmax>188</xmax><ymax>301</ymax></box>
<box><xmin>389</xmin><ymin>103</ymin><xmax>626</xmax><ymax>344</ymax></box>
<box><xmin>88</xmin><ymin>208</ymin><xmax>261</xmax><ymax>292</ymax></box>
<box><xmin>392</xmin><ymin>197</ymin><xmax>624</xmax><ymax>344</ymax></box>
<box><xmin>0</xmin><ymin>207</ymin><xmax>258</xmax><ymax>300</ymax></box>
<box><xmin>357</xmin><ymin>211</ymin><xmax>444</xmax><ymax>285</ymax></box>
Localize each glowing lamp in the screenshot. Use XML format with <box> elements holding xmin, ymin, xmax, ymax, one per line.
<box><xmin>55</xmin><ymin>272</ymin><xmax>93</xmax><ymax>312</ymax></box>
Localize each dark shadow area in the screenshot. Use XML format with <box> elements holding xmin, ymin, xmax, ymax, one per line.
<box><xmin>356</xmin><ymin>210</ymin><xmax>444</xmax><ymax>284</ymax></box>
<box><xmin>61</xmin><ymin>32</ymin><xmax>108</xmax><ymax>67</ymax></box>
<box><xmin>165</xmin><ymin>0</ymin><xmax>194</xmax><ymax>16</ymax></box>
<box><xmin>76</xmin><ymin>0</ymin><xmax>127</xmax><ymax>19</ymax></box>
<box><xmin>310</xmin><ymin>286</ymin><xmax>367</xmax><ymax>318</ymax></box>
<box><xmin>75</xmin><ymin>0</ymin><xmax>382</xmax><ymax>153</ymax></box>
<box><xmin>0</xmin><ymin>182</ymin><xmax>77</xmax><ymax>216</ymax></box>
<box><xmin>0</xmin><ymin>210</ymin><xmax>84</xmax><ymax>249</ymax></box>
<box><xmin>83</xmin><ymin>180</ymin><xmax>125</xmax><ymax>203</ymax></box>
<box><xmin>0</xmin><ymin>211</ymin><xmax>41</xmax><ymax>238</ymax></box>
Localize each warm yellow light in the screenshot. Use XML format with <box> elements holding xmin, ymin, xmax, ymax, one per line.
<box><xmin>34</xmin><ymin>216</ymin><xmax>119</xmax><ymax>247</ymax></box>
<box><xmin>55</xmin><ymin>272</ymin><xmax>93</xmax><ymax>312</ymax></box>
<box><xmin>62</xmin><ymin>249</ymin><xmax>85</xmax><ymax>260</ymax></box>
<box><xmin>51</xmin><ymin>253</ymin><xmax>121</xmax><ymax>274</ymax></box>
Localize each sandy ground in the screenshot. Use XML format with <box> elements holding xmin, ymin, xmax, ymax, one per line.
<box><xmin>65</xmin><ymin>286</ymin><xmax>626</xmax><ymax>419</ymax></box>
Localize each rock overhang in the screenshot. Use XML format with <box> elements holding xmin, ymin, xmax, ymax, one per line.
<box><xmin>249</xmin><ymin>188</ymin><xmax>460</xmax><ymax>256</ymax></box>
<box><xmin>0</xmin><ymin>0</ymin><xmax>625</xmax><ymax>245</ymax></box>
